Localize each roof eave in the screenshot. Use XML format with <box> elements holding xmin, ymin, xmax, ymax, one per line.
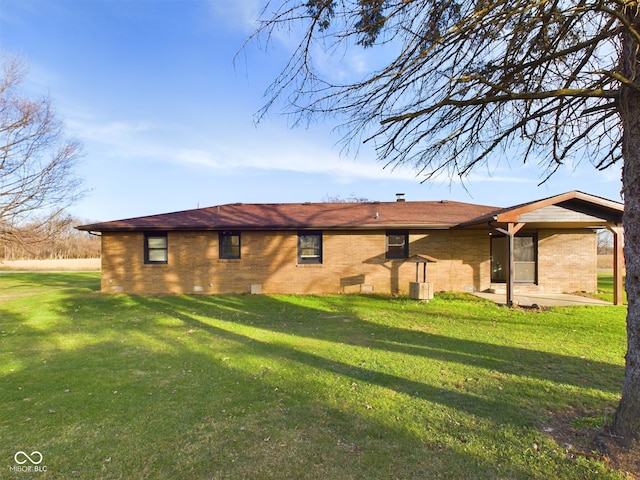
<box><xmin>76</xmin><ymin>223</ymin><xmax>459</xmax><ymax>232</ymax></box>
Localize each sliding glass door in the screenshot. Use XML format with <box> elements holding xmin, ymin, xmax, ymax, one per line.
<box><xmin>490</xmin><ymin>234</ymin><xmax>537</xmax><ymax>284</ymax></box>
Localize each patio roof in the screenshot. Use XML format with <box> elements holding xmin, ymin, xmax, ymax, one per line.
<box><xmin>458</xmin><ymin>190</ymin><xmax>623</xmax><ymax>229</ymax></box>
<box><xmin>458</xmin><ymin>190</ymin><xmax>624</xmax><ymax>307</ymax></box>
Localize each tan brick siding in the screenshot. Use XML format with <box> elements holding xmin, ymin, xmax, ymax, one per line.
<box><xmin>536</xmin><ymin>229</ymin><xmax>598</xmax><ymax>294</ymax></box>
<box><xmin>99</xmin><ymin>228</ymin><xmax>597</xmax><ymax>295</ymax></box>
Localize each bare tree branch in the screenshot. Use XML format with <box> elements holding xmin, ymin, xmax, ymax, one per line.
<box><xmin>0</xmin><ymin>53</ymin><xmax>84</xmax><ymax>248</ymax></box>
<box><xmin>246</xmin><ymin>0</ymin><xmax>640</xmax><ymax>444</ymax></box>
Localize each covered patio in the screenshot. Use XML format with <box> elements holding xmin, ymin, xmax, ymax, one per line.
<box><xmin>458</xmin><ymin>191</ymin><xmax>624</xmax><ymax>307</ymax></box>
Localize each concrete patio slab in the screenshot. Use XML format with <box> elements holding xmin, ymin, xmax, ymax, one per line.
<box><xmin>472</xmin><ymin>291</ymin><xmax>613</xmax><ymax>307</ymax></box>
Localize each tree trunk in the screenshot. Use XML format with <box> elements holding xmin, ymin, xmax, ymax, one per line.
<box><xmin>612</xmin><ymin>10</ymin><xmax>640</xmax><ymax>446</ymax></box>
<box><xmin>614</xmin><ymin>138</ymin><xmax>640</xmax><ymax>446</ymax></box>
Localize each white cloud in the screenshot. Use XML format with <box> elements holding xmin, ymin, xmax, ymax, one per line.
<box><xmin>66</xmin><ymin>114</ymin><xmax>175</xmax><ymax>161</ymax></box>
<box><xmin>66</xmin><ymin>110</ymin><xmax>547</xmax><ymax>190</ymax></box>
<box><xmin>207</xmin><ymin>0</ymin><xmax>262</xmax><ymax>31</ymax></box>
<box><xmin>68</xmin><ymin>119</ymin><xmax>154</xmax><ymax>141</ymax></box>
<box><xmin>172</xmin><ymin>134</ymin><xmax>533</xmax><ymax>186</ymax></box>
<box><xmin>174</xmin><ymin>142</ymin><xmax>415</xmax><ymax>181</ymax></box>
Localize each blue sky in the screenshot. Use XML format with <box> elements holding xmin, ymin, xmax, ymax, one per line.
<box><xmin>0</xmin><ymin>0</ymin><xmax>624</xmax><ymax>222</ymax></box>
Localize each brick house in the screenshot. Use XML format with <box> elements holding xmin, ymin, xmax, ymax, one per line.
<box><xmin>77</xmin><ymin>191</ymin><xmax>623</xmax><ymax>303</ymax></box>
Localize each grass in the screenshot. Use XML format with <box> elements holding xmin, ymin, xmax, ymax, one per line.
<box><xmin>0</xmin><ymin>272</ymin><xmax>629</xmax><ymax>479</ymax></box>
<box><xmin>596</xmin><ymin>272</ymin><xmax>627</xmax><ymax>303</ymax></box>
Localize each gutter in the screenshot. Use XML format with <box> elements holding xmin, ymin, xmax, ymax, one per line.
<box><xmin>76</xmin><ymin>223</ymin><xmax>459</xmax><ymax>233</ymax></box>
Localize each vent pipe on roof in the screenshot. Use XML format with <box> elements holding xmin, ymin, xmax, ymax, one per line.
<box><xmin>396</xmin><ymin>193</ymin><xmax>406</xmax><ymax>202</ymax></box>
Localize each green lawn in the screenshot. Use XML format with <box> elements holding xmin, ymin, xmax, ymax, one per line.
<box><xmin>597</xmin><ymin>272</ymin><xmax>627</xmax><ymax>303</ymax></box>
<box><xmin>0</xmin><ymin>273</ymin><xmax>629</xmax><ymax>479</ymax></box>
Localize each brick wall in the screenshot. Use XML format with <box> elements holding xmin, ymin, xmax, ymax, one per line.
<box><xmin>536</xmin><ymin>229</ymin><xmax>598</xmax><ymax>294</ymax></box>
<box><xmin>100</xmin><ymin>228</ymin><xmax>596</xmax><ymax>295</ymax></box>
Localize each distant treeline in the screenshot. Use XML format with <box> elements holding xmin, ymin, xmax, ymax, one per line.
<box><xmin>0</xmin><ymin>216</ymin><xmax>100</xmax><ymax>261</ymax></box>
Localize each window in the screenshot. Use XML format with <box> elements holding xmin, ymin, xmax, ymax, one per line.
<box><xmin>491</xmin><ymin>234</ymin><xmax>537</xmax><ymax>283</ymax></box>
<box><xmin>144</xmin><ymin>232</ymin><xmax>168</xmax><ymax>264</ymax></box>
<box><xmin>386</xmin><ymin>231</ymin><xmax>408</xmax><ymax>259</ymax></box>
<box><xmin>513</xmin><ymin>235</ymin><xmax>537</xmax><ymax>283</ymax></box>
<box><xmin>219</xmin><ymin>231</ymin><xmax>241</xmax><ymax>259</ymax></box>
<box><xmin>298</xmin><ymin>231</ymin><xmax>322</xmax><ymax>264</ymax></box>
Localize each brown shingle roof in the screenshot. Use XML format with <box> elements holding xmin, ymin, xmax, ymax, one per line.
<box><xmin>77</xmin><ymin>200</ymin><xmax>502</xmax><ymax>232</ymax></box>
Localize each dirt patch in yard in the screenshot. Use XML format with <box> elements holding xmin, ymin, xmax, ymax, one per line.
<box><xmin>0</xmin><ymin>258</ymin><xmax>100</xmax><ymax>271</ymax></box>
<box><xmin>541</xmin><ymin>409</ymin><xmax>639</xmax><ymax>479</ymax></box>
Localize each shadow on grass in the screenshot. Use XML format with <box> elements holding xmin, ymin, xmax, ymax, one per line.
<box><xmin>0</xmin><ymin>298</ymin><xmax>546</xmax><ymax>479</ymax></box>
<box><xmin>0</xmin><ymin>278</ymin><xmax>626</xmax><ymax>479</ymax></box>
<box><xmin>152</xmin><ymin>294</ymin><xmax>625</xmax><ymax>396</ymax></box>
<box><xmin>0</xmin><ymin>271</ymin><xmax>101</xmax><ymax>291</ymax></box>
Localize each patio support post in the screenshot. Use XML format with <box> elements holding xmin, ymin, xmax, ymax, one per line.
<box><xmin>505</xmin><ymin>228</ymin><xmax>515</xmax><ymax>307</ymax></box>
<box><xmin>493</xmin><ymin>222</ymin><xmax>525</xmax><ymax>307</ymax></box>
<box><xmin>607</xmin><ymin>224</ymin><xmax>624</xmax><ymax>305</ymax></box>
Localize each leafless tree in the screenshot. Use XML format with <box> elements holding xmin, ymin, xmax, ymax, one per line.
<box><xmin>323</xmin><ymin>193</ymin><xmax>371</xmax><ymax>202</ymax></box>
<box><xmin>0</xmin><ymin>54</ymin><xmax>83</xmax><ymax>251</ymax></box>
<box><xmin>247</xmin><ymin>0</ymin><xmax>640</xmax><ymax>444</ymax></box>
<box><xmin>598</xmin><ymin>229</ymin><xmax>614</xmax><ymax>255</ymax></box>
<box><xmin>0</xmin><ymin>214</ymin><xmax>100</xmax><ymax>261</ymax></box>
